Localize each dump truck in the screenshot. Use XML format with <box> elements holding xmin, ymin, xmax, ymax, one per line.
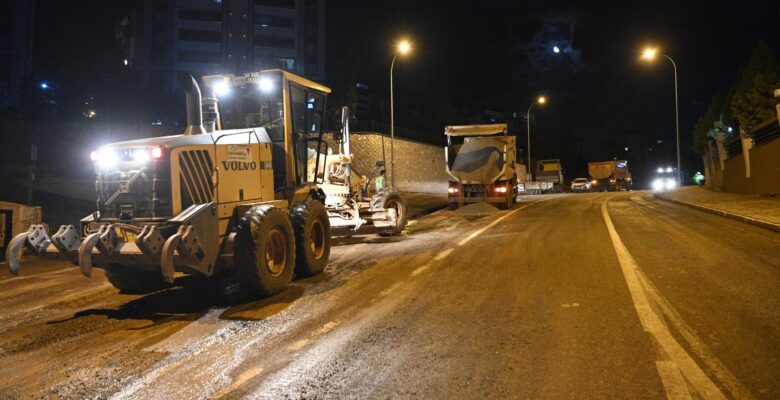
<box><xmin>5</xmin><ymin>70</ymin><xmax>339</xmax><ymax>298</ymax></box>
<box><xmin>444</xmin><ymin>124</ymin><xmax>517</xmax><ymax>209</ymax></box>
<box><xmin>588</xmin><ymin>160</ymin><xmax>632</xmax><ymax>191</ymax></box>
<box><xmin>536</xmin><ymin>159</ymin><xmax>564</xmax><ymax>193</ymax></box>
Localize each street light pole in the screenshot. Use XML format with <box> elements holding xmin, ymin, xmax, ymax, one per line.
<box><xmin>390</xmin><ymin>53</ymin><xmax>398</xmax><ymax>189</ymax></box>
<box><xmin>642</xmin><ymin>48</ymin><xmax>681</xmax><ymax>186</ymax></box>
<box><xmin>526</xmin><ymin>96</ymin><xmax>546</xmax><ymax>181</ymax></box>
<box><xmin>389</xmin><ymin>40</ymin><xmax>411</xmax><ymax>189</ymax></box>
<box><xmin>664</xmin><ymin>54</ymin><xmax>682</xmax><ymax>186</ymax></box>
<box><xmin>526</xmin><ymin>102</ymin><xmax>535</xmax><ymax>180</ymax></box>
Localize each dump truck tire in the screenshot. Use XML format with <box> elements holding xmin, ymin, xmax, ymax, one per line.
<box><xmin>235</xmin><ymin>205</ymin><xmax>295</xmax><ymax>298</ymax></box>
<box><xmin>290</xmin><ymin>200</ymin><xmax>331</xmax><ymax>277</ymax></box>
<box><xmin>105</xmin><ymin>267</ymin><xmax>169</xmax><ymax>294</ymax></box>
<box><xmin>379</xmin><ymin>192</ymin><xmax>408</xmax><ymax>236</ymax></box>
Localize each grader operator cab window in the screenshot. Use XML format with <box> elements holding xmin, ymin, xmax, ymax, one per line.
<box><xmin>289</xmin><ymin>83</ymin><xmax>326</xmax><ymax>186</ymax></box>
<box><xmin>218</xmin><ymin>74</ymin><xmax>285</xmax><ymax>142</ymax></box>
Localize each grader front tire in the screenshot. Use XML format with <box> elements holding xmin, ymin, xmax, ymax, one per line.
<box><xmin>290</xmin><ymin>200</ymin><xmax>331</xmax><ymax>278</ymax></box>
<box><xmin>234</xmin><ymin>206</ymin><xmax>296</xmax><ymax>298</ymax></box>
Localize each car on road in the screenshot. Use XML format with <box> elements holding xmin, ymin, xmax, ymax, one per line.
<box><xmin>570</xmin><ymin>178</ymin><xmax>591</xmax><ymax>193</ymax></box>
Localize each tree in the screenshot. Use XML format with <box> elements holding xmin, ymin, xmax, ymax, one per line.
<box><xmin>692</xmin><ymin>94</ymin><xmax>725</xmax><ymax>154</ymax></box>
<box><xmin>729</xmin><ymin>42</ymin><xmax>780</xmax><ymax>132</ymax></box>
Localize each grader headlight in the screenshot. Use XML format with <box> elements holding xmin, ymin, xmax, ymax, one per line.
<box><xmin>91</xmin><ymin>148</ymin><xmax>119</xmax><ymax>169</ymax></box>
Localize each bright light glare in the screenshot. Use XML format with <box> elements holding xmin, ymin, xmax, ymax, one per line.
<box><xmin>666</xmin><ymin>167</ymin><xmax>673</xmax><ymax>173</ymax></box>
<box><xmin>95</xmin><ymin>148</ymin><xmax>118</xmax><ymax>169</ymax></box>
<box><xmin>553</xmin><ymin>46</ymin><xmax>561</xmax><ymax>53</ymax></box>
<box><xmin>657</xmin><ymin>167</ymin><xmax>664</xmax><ymax>173</ymax></box>
<box><xmin>151</xmin><ymin>147</ymin><xmax>163</xmax><ymax>159</ymax></box>
<box><xmin>665</xmin><ymin>179</ymin><xmax>677</xmax><ymax>189</ymax></box>
<box><xmin>538</xmin><ymin>96</ymin><xmax>546</xmax><ymax>104</ymax></box>
<box><xmin>40</xmin><ymin>82</ymin><xmax>49</xmax><ymax>90</ymax></box>
<box><xmin>133</xmin><ymin>148</ymin><xmax>150</xmax><ymax>163</ymax></box>
<box><xmin>212</xmin><ymin>79</ymin><xmax>230</xmax><ymax>97</ymax></box>
<box><xmin>258</xmin><ymin>77</ymin><xmax>274</xmax><ymax>93</ymax></box>
<box><xmin>642</xmin><ymin>47</ymin><xmax>657</xmax><ymax>60</ymax></box>
<box><xmin>398</xmin><ymin>40</ymin><xmax>411</xmax><ymax>55</ymax></box>
<box><xmin>652</xmin><ymin>179</ymin><xmax>664</xmax><ymax>190</ymax></box>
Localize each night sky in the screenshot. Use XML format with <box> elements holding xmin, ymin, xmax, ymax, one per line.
<box><xmin>326</xmin><ymin>0</ymin><xmax>780</xmax><ymax>177</ymax></box>
<box><xmin>23</xmin><ymin>0</ymin><xmax>780</xmax><ymax>180</ymax></box>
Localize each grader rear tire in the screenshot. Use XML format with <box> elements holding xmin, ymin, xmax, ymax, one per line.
<box><xmin>379</xmin><ymin>192</ymin><xmax>408</xmax><ymax>236</ymax></box>
<box><xmin>105</xmin><ymin>267</ymin><xmax>168</xmax><ymax>294</ymax></box>
<box><xmin>290</xmin><ymin>200</ymin><xmax>331</xmax><ymax>278</ymax></box>
<box><xmin>234</xmin><ymin>205</ymin><xmax>296</xmax><ymax>298</ymax></box>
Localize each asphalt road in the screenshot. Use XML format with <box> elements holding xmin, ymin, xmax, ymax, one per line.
<box><xmin>0</xmin><ymin>192</ymin><xmax>778</xmax><ymax>399</ymax></box>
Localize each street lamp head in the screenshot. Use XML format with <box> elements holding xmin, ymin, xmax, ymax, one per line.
<box><xmin>642</xmin><ymin>47</ymin><xmax>658</xmax><ymax>61</ymax></box>
<box><xmin>553</xmin><ymin>46</ymin><xmax>561</xmax><ymax>54</ymax></box>
<box><xmin>537</xmin><ymin>96</ymin><xmax>547</xmax><ymax>105</ymax></box>
<box><xmin>397</xmin><ymin>40</ymin><xmax>411</xmax><ymax>55</ymax></box>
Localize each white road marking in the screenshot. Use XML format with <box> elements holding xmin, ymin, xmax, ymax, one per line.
<box><xmin>433</xmin><ymin>248</ymin><xmax>454</xmax><ymax>260</ymax></box>
<box><xmin>410</xmin><ymin>264</ymin><xmax>431</xmax><ymax>276</ymax></box>
<box><xmin>656</xmin><ymin>361</ymin><xmax>693</xmax><ymax>400</ymax></box>
<box><xmin>410</xmin><ymin>202</ymin><xmax>542</xmax><ymax>278</ymax></box>
<box><xmin>457</xmin><ymin>203</ymin><xmax>534</xmax><ymax>247</ymax></box>
<box><xmin>601</xmin><ymin>200</ymin><xmax>731</xmax><ymax>400</ymax></box>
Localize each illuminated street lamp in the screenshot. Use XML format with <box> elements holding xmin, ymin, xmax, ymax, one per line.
<box><xmin>526</xmin><ymin>96</ymin><xmax>547</xmax><ymax>179</ymax></box>
<box><xmin>389</xmin><ymin>39</ymin><xmax>411</xmax><ymax>189</ymax></box>
<box><xmin>642</xmin><ymin>46</ymin><xmax>681</xmax><ymax>185</ymax></box>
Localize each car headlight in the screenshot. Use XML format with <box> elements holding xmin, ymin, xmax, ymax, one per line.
<box><xmin>652</xmin><ymin>179</ymin><xmax>664</xmax><ymax>190</ymax></box>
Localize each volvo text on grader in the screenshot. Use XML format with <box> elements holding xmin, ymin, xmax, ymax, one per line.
<box><xmin>5</xmin><ymin>70</ymin><xmax>407</xmax><ymax>297</ymax></box>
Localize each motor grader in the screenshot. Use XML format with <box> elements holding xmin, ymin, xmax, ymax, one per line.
<box><xmin>5</xmin><ymin>70</ymin><xmax>336</xmax><ymax>298</ymax></box>
<box><xmin>310</xmin><ymin>107</ymin><xmax>408</xmax><ymax>236</ymax></box>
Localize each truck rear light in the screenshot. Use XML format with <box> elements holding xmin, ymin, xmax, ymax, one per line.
<box><xmin>494</xmin><ymin>186</ymin><xmax>507</xmax><ymax>193</ymax></box>
<box><xmin>591</xmin><ymin>180</ymin><xmax>597</xmax><ymax>184</ymax></box>
<box><xmin>610</xmin><ymin>179</ymin><xmax>616</xmax><ymax>183</ymax></box>
<box><xmin>448</xmin><ymin>187</ymin><xmax>459</xmax><ymax>193</ymax></box>
<box><xmin>151</xmin><ymin>147</ymin><xmax>163</xmax><ymax>160</ymax></box>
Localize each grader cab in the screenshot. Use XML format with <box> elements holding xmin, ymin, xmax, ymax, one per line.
<box><xmin>6</xmin><ymin>70</ymin><xmax>333</xmax><ymax>298</ymax></box>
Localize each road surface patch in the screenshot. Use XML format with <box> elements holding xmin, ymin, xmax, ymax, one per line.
<box><xmin>457</xmin><ymin>203</ymin><xmax>534</xmax><ymax>247</ymax></box>
<box><xmin>602</xmin><ymin>200</ymin><xmax>739</xmax><ymax>400</ymax></box>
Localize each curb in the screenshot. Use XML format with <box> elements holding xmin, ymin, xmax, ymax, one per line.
<box><xmin>654</xmin><ymin>194</ymin><xmax>780</xmax><ymax>234</ymax></box>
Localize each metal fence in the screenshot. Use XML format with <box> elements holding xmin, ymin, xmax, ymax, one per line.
<box><xmin>752</xmin><ymin>118</ymin><xmax>780</xmax><ymax>147</ymax></box>
<box><xmin>723</xmin><ymin>118</ymin><xmax>780</xmax><ymax>159</ymax></box>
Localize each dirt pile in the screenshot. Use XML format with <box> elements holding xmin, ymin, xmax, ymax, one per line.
<box><xmin>453</xmin><ymin>202</ymin><xmax>501</xmax><ymax>215</ymax></box>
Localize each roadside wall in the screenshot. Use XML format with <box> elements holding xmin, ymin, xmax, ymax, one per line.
<box><xmin>324</xmin><ymin>132</ymin><xmax>449</xmax><ymax>194</ymax></box>
<box><xmin>704</xmin><ymin>118</ymin><xmax>780</xmax><ymax>195</ymax></box>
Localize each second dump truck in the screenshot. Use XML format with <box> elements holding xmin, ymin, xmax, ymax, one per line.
<box><xmin>445</xmin><ymin>124</ymin><xmax>517</xmax><ymax>209</ymax></box>
<box><xmin>536</xmin><ymin>159</ymin><xmax>565</xmax><ymax>193</ymax></box>
<box><xmin>588</xmin><ymin>160</ymin><xmax>632</xmax><ymax>191</ymax></box>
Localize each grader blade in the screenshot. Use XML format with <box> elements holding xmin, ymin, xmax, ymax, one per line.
<box><xmin>5</xmin><ymin>225</ymin><xmax>52</xmax><ymax>276</ymax></box>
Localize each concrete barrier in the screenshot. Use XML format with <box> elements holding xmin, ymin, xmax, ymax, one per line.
<box><xmin>0</xmin><ymin>201</ymin><xmax>42</xmax><ymax>256</ymax></box>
